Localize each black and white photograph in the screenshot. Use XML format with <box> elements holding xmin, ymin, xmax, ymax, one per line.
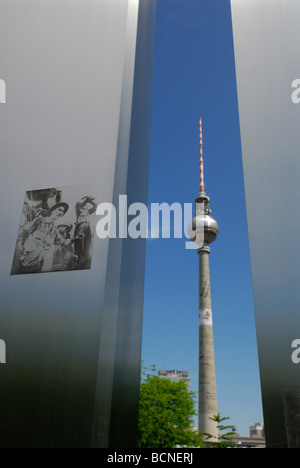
<box><xmin>11</xmin><ymin>186</ymin><xmax>97</xmax><ymax>275</ymax></box>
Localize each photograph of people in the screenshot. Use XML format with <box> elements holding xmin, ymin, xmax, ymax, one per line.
<box><xmin>11</xmin><ymin>187</ymin><xmax>96</xmax><ymax>275</ymax></box>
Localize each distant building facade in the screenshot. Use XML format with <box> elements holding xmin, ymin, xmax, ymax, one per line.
<box><xmin>233</xmin><ymin>422</ymin><xmax>266</xmax><ymax>448</ymax></box>
<box><xmin>158</xmin><ymin>369</ymin><xmax>191</xmax><ymax>391</ymax></box>
<box><xmin>250</xmin><ymin>422</ymin><xmax>265</xmax><ymax>438</ymax></box>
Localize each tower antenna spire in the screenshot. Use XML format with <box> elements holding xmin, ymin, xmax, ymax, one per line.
<box><xmin>199</xmin><ymin>116</ymin><xmax>205</xmax><ymax>194</ymax></box>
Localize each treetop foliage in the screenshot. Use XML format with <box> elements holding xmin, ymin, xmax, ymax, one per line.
<box><xmin>138</xmin><ymin>366</ymin><xmax>204</xmax><ymax>448</ymax></box>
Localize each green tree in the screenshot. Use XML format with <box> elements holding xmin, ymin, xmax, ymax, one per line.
<box><xmin>205</xmin><ymin>413</ymin><xmax>238</xmax><ymax>448</ymax></box>
<box><xmin>138</xmin><ymin>368</ymin><xmax>205</xmax><ymax>448</ymax></box>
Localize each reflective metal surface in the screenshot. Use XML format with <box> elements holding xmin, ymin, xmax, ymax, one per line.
<box><xmin>189</xmin><ymin>215</ymin><xmax>219</xmax><ymax>245</ymax></box>
<box><xmin>231</xmin><ymin>0</ymin><xmax>300</xmax><ymax>448</ymax></box>
<box><xmin>0</xmin><ymin>0</ymin><xmax>155</xmax><ymax>448</ymax></box>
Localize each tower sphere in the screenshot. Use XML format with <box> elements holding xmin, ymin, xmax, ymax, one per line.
<box><xmin>188</xmin><ymin>213</ymin><xmax>219</xmax><ymax>245</ymax></box>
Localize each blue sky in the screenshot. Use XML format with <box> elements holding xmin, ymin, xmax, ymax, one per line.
<box><xmin>141</xmin><ymin>0</ymin><xmax>264</xmax><ymax>436</ymax></box>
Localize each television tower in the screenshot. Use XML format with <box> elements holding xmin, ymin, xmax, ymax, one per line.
<box><xmin>189</xmin><ymin>117</ymin><xmax>219</xmax><ymax>440</ymax></box>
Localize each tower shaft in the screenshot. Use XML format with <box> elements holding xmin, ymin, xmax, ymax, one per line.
<box><xmin>189</xmin><ymin>116</ymin><xmax>219</xmax><ymax>441</ymax></box>
<box><xmin>198</xmin><ymin>244</ymin><xmax>218</xmax><ymax>439</ymax></box>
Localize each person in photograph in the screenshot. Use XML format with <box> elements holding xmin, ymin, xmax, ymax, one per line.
<box><xmin>54</xmin><ymin>224</ymin><xmax>75</xmax><ymax>270</ymax></box>
<box><xmin>18</xmin><ymin>202</ymin><xmax>69</xmax><ymax>273</ymax></box>
<box><xmin>73</xmin><ymin>196</ymin><xmax>97</xmax><ymax>269</ymax></box>
<box><xmin>22</xmin><ymin>188</ymin><xmax>62</xmax><ymax>223</ymax></box>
